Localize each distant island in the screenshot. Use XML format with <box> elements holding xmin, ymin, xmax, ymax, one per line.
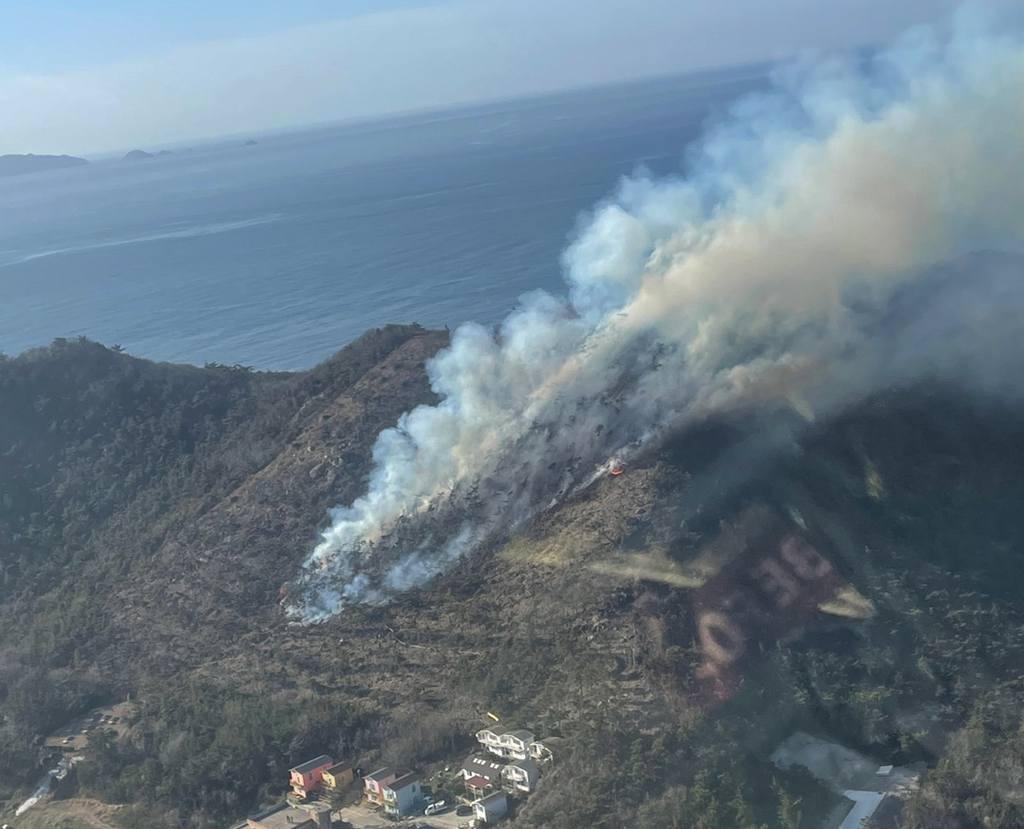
<box><xmin>0</xmin><ymin>153</ymin><xmax>88</xmax><ymax>177</ymax></box>
<box><xmin>122</xmin><ymin>149</ymin><xmax>154</xmax><ymax>161</ymax></box>
<box><xmin>243</xmin><ymin>139</ymin><xmax>258</xmax><ymax>146</ymax></box>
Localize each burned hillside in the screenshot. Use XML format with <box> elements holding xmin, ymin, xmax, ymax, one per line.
<box><xmin>2</xmin><ymin>326</ymin><xmax>1024</xmax><ymax>828</ymax></box>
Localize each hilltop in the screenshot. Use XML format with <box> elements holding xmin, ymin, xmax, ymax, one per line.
<box><xmin>1</xmin><ymin>329</ymin><xmax>1024</xmax><ymax>828</ymax></box>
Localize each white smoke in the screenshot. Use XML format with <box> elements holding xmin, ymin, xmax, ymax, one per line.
<box><xmin>292</xmin><ymin>12</ymin><xmax>1024</xmax><ymax>620</ymax></box>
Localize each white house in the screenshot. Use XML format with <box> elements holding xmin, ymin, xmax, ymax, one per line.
<box><xmin>502</xmin><ymin>758</ymin><xmax>539</xmax><ymax>793</ymax></box>
<box><xmin>498</xmin><ymin>729</ymin><xmax>535</xmax><ymax>761</ymax></box>
<box><xmin>476</xmin><ymin>726</ymin><xmax>509</xmax><ymax>755</ymax></box>
<box><xmin>476</xmin><ymin>726</ymin><xmax>537</xmax><ymax>760</ymax></box>
<box><xmin>474</xmin><ymin>791</ymin><xmax>508</xmax><ymax>824</ymax></box>
<box><xmin>382</xmin><ymin>772</ymin><xmax>422</xmax><ymax>817</ymax></box>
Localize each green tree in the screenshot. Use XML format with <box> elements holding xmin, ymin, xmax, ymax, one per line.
<box><xmin>772</xmin><ymin>777</ymin><xmax>802</xmax><ymax>829</ymax></box>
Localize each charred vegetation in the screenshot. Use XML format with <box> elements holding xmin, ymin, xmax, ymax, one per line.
<box><xmin>1</xmin><ymin>332</ymin><xmax>1024</xmax><ymax>827</ymax></box>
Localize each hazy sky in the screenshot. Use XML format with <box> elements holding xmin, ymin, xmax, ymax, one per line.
<box><xmin>0</xmin><ymin>0</ymin><xmax>1019</xmax><ymax>156</ymax></box>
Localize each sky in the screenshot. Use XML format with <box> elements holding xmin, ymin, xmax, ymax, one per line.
<box><xmin>0</xmin><ymin>0</ymin><xmax>1020</xmax><ymax>156</ymax></box>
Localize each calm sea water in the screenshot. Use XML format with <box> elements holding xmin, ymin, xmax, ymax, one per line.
<box><xmin>0</xmin><ymin>68</ymin><xmax>766</xmax><ymax>371</ymax></box>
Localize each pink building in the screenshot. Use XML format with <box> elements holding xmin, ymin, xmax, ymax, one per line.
<box><xmin>363</xmin><ymin>767</ymin><xmax>398</xmax><ymax>806</ymax></box>
<box><xmin>289</xmin><ymin>755</ymin><xmax>334</xmax><ymax>798</ymax></box>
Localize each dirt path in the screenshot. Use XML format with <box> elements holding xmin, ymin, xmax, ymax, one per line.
<box><xmin>46</xmin><ymin>798</ymin><xmax>124</xmax><ymax>829</ymax></box>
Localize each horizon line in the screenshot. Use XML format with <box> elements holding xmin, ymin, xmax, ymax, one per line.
<box><xmin>69</xmin><ymin>56</ymin><xmax>786</xmax><ymax>161</ymax></box>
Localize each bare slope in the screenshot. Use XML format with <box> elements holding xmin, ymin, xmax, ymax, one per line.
<box><xmin>109</xmin><ymin>324</ymin><xmax>449</xmax><ymax>676</ymax></box>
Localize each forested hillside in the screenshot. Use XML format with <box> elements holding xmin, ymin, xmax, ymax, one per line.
<box><xmin>0</xmin><ymin>326</ymin><xmax>447</xmax><ymax>817</ymax></box>
<box><xmin>2</xmin><ymin>332</ymin><xmax>1024</xmax><ymax>829</ymax></box>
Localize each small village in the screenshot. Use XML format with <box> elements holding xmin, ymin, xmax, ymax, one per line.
<box><xmin>16</xmin><ymin>692</ymin><xmax>931</xmax><ymax>829</ymax></box>
<box><xmin>236</xmin><ymin>720</ymin><xmax>553</xmax><ymax>829</ymax></box>
<box><xmin>8</xmin><ymin>683</ymin><xmax>933</xmax><ymax>829</ymax></box>
<box><xmin>230</xmin><ymin>721</ymin><xmax>925</xmax><ymax>829</ymax></box>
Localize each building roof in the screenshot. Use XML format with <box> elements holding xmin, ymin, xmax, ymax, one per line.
<box><xmin>505</xmin><ymin>729</ymin><xmax>535</xmax><ymax>742</ymax></box>
<box><xmin>290</xmin><ymin>755</ymin><xmax>333</xmax><ymax>775</ymax></box>
<box><xmin>504</xmin><ymin>758</ymin><xmax>539</xmax><ymax>776</ymax></box>
<box><xmin>326</xmin><ymin>760</ymin><xmax>353</xmax><ymax>775</ymax></box>
<box><xmin>386</xmin><ymin>772</ymin><xmax>421</xmax><ymax>792</ymax></box>
<box><xmin>365</xmin><ymin>766</ymin><xmax>396</xmax><ymax>783</ymax></box>
<box><xmin>248</xmin><ymin>804</ymin><xmax>317</xmax><ymax>829</ymax></box>
<box><xmin>479</xmin><ymin>790</ymin><xmax>508</xmax><ymax>806</ymax></box>
<box><xmin>838</xmin><ymin>791</ymin><xmax>887</xmax><ymax>829</ymax></box>
<box><xmin>478</xmin><ymin>725</ymin><xmax>509</xmax><ymax>737</ymax></box>
<box><xmin>464</xmin><ymin>775</ymin><xmax>490</xmax><ymax>790</ymax></box>
<box><xmin>770</xmin><ymin>732</ymin><xmax>921</xmax><ymax>794</ymax></box>
<box><xmin>462</xmin><ymin>756</ymin><xmax>504</xmax><ymax>783</ymax></box>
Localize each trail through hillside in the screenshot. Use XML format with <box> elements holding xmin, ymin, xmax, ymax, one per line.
<box><xmin>46</xmin><ymin>798</ymin><xmax>123</xmax><ymax>829</ymax></box>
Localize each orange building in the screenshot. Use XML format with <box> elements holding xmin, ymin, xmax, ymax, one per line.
<box><xmin>290</xmin><ymin>755</ymin><xmax>334</xmax><ymax>798</ymax></box>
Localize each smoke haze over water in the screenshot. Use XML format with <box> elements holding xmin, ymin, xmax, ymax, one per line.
<box><xmin>292</xmin><ymin>13</ymin><xmax>1024</xmax><ymax>621</ymax></box>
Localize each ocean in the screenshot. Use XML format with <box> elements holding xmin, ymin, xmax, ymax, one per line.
<box><xmin>0</xmin><ymin>67</ymin><xmax>767</xmax><ymax>371</ymax></box>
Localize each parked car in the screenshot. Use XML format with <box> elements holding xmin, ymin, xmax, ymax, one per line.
<box><xmin>424</xmin><ymin>801</ymin><xmax>448</xmax><ymax>816</ymax></box>
<box><xmin>455</xmin><ymin>805</ymin><xmax>472</xmax><ymax>816</ymax></box>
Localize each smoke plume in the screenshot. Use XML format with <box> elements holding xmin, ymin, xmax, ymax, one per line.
<box><xmin>291</xmin><ymin>14</ymin><xmax>1024</xmax><ymax>621</ymax></box>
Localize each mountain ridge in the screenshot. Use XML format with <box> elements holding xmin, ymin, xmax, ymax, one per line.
<box><xmin>0</xmin><ymin>153</ymin><xmax>88</xmax><ymax>176</ymax></box>
<box><xmin>2</xmin><ymin>327</ymin><xmax>1024</xmax><ymax>828</ymax></box>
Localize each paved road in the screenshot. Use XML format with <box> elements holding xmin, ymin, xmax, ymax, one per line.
<box><xmin>420</xmin><ymin>806</ymin><xmax>475</xmax><ymax>829</ymax></box>
<box><xmin>338</xmin><ymin>804</ymin><xmax>473</xmax><ymax>829</ymax></box>
<box><xmin>338</xmin><ymin>804</ymin><xmax>390</xmax><ymax>829</ymax></box>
